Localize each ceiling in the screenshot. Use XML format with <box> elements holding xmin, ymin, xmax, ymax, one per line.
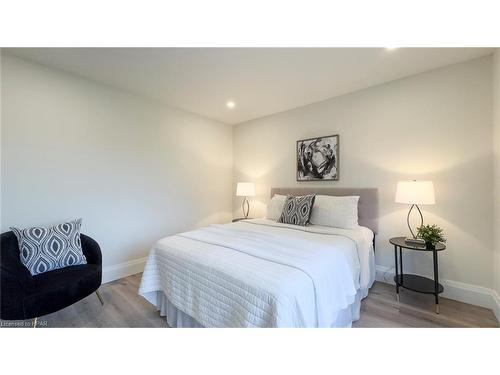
<box><xmin>4</xmin><ymin>48</ymin><xmax>493</xmax><ymax>124</ymax></box>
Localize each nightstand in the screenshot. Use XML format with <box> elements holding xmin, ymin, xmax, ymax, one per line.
<box><xmin>389</xmin><ymin>237</ymin><xmax>446</xmax><ymax>314</ymax></box>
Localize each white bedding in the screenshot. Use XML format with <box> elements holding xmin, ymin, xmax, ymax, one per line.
<box><xmin>138</xmin><ymin>218</ymin><xmax>375</xmax><ymax>328</ymax></box>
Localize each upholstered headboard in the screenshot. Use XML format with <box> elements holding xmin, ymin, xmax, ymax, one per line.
<box><xmin>270</xmin><ymin>187</ymin><xmax>379</xmax><ymax>234</ymax></box>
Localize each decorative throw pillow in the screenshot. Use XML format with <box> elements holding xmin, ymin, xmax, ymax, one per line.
<box><xmin>278</xmin><ymin>195</ymin><xmax>316</xmax><ymax>226</ymax></box>
<box><xmin>10</xmin><ymin>219</ymin><xmax>87</xmax><ymax>276</ymax></box>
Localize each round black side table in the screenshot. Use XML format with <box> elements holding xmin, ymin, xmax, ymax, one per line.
<box><xmin>389</xmin><ymin>237</ymin><xmax>446</xmax><ymax>314</ymax></box>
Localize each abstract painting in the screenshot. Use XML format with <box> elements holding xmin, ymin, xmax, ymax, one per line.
<box><xmin>297</xmin><ymin>135</ymin><xmax>339</xmax><ymax>181</ymax></box>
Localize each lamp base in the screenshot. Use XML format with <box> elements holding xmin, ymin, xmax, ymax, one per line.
<box><xmin>404</xmin><ymin>237</ymin><xmax>425</xmax><ymax>246</ymax></box>
<box><xmin>241</xmin><ymin>196</ymin><xmax>250</xmax><ymax>219</ymax></box>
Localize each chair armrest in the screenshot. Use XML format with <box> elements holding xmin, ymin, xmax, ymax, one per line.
<box><xmin>1</xmin><ymin>231</ymin><xmax>34</xmax><ymax>319</ymax></box>
<box><xmin>81</xmin><ymin>234</ymin><xmax>102</xmax><ymax>266</ymax></box>
<box><xmin>0</xmin><ymin>231</ymin><xmax>34</xmax><ymax>291</ymax></box>
<box><xmin>0</xmin><ymin>267</ymin><xmax>31</xmax><ymax>319</ymax></box>
<box><xmin>0</xmin><ymin>264</ymin><xmax>34</xmax><ymax>290</ymax></box>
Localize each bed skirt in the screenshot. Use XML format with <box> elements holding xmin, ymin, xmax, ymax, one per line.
<box><xmin>153</xmin><ymin>291</ymin><xmax>203</xmax><ymax>328</ymax></box>
<box><xmin>148</xmin><ymin>288</ymin><xmax>369</xmax><ymax>328</ymax></box>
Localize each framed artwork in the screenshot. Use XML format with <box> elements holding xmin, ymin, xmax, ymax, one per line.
<box><xmin>296</xmin><ymin>134</ymin><xmax>339</xmax><ymax>181</ymax></box>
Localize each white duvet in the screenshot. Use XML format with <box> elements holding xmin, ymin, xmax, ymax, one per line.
<box><xmin>139</xmin><ymin>219</ymin><xmax>375</xmax><ymax>328</ymax></box>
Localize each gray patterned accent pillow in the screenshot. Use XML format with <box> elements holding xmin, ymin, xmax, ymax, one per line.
<box><xmin>278</xmin><ymin>195</ymin><xmax>316</xmax><ymax>226</ymax></box>
<box><xmin>10</xmin><ymin>219</ymin><xmax>87</xmax><ymax>276</ymax></box>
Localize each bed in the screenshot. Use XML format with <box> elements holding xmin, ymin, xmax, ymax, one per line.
<box><xmin>139</xmin><ymin>187</ymin><xmax>378</xmax><ymax>328</ymax></box>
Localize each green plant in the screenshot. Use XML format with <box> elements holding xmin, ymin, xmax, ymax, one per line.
<box><xmin>417</xmin><ymin>224</ymin><xmax>446</xmax><ymax>246</ymax></box>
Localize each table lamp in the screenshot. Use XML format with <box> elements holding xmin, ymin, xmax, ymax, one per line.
<box><xmin>395</xmin><ymin>180</ymin><xmax>435</xmax><ymax>245</ymax></box>
<box><xmin>236</xmin><ymin>182</ymin><xmax>255</xmax><ymax>219</ymax></box>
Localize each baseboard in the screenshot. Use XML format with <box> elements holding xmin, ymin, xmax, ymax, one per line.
<box><xmin>102</xmin><ymin>257</ymin><xmax>147</xmax><ymax>284</ymax></box>
<box><xmin>375</xmin><ymin>265</ymin><xmax>499</xmax><ymax>321</ymax></box>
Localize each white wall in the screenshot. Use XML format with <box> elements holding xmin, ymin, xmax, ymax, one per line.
<box><xmin>1</xmin><ymin>54</ymin><xmax>234</xmax><ymax>279</ymax></box>
<box><xmin>493</xmin><ymin>50</ymin><xmax>500</xmax><ymax>299</ymax></box>
<box><xmin>234</xmin><ymin>56</ymin><xmax>494</xmax><ymax>290</ymax></box>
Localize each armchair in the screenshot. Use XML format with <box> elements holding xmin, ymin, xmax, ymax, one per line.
<box><xmin>0</xmin><ymin>231</ymin><xmax>103</xmax><ymax>323</ymax></box>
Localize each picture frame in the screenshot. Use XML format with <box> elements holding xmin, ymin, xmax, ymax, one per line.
<box><xmin>296</xmin><ymin>134</ymin><xmax>339</xmax><ymax>181</ymax></box>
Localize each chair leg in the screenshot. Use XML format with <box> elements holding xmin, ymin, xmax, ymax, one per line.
<box><xmin>95</xmin><ymin>290</ymin><xmax>104</xmax><ymax>306</ymax></box>
<box><xmin>33</xmin><ymin>317</ymin><xmax>38</xmax><ymax>328</ymax></box>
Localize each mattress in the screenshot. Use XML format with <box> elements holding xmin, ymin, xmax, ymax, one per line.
<box><xmin>138</xmin><ymin>218</ymin><xmax>375</xmax><ymax>327</ymax></box>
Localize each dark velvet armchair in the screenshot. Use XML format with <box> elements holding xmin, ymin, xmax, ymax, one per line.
<box><xmin>0</xmin><ymin>231</ymin><xmax>103</xmax><ymax>323</ymax></box>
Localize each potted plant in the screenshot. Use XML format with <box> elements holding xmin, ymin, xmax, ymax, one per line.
<box><xmin>416</xmin><ymin>224</ymin><xmax>446</xmax><ymax>249</ymax></box>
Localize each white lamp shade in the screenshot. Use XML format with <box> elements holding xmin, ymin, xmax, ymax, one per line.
<box><xmin>236</xmin><ymin>182</ymin><xmax>255</xmax><ymax>197</ymax></box>
<box><xmin>395</xmin><ymin>181</ymin><xmax>435</xmax><ymax>205</ymax></box>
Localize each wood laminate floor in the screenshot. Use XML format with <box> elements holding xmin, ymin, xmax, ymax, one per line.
<box><xmin>1</xmin><ymin>273</ymin><xmax>498</xmax><ymax>328</ymax></box>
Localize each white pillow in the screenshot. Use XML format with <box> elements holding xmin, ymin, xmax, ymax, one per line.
<box><xmin>266</xmin><ymin>194</ymin><xmax>287</xmax><ymax>220</ymax></box>
<box><xmin>309</xmin><ymin>195</ymin><xmax>360</xmax><ymax>229</ymax></box>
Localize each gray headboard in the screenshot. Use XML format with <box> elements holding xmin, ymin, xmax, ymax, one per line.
<box><xmin>270</xmin><ymin>187</ymin><xmax>379</xmax><ymax>234</ymax></box>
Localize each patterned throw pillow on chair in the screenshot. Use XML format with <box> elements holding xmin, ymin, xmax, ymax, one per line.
<box><xmin>10</xmin><ymin>219</ymin><xmax>87</xmax><ymax>276</ymax></box>
<box><xmin>278</xmin><ymin>195</ymin><xmax>316</xmax><ymax>226</ymax></box>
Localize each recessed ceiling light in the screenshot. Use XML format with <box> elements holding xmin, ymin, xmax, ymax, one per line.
<box><xmin>226</xmin><ymin>101</ymin><xmax>235</xmax><ymax>109</ymax></box>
